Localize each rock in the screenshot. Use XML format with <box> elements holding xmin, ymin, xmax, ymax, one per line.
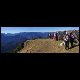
<box><xmin>60</xmin><ymin>41</ymin><xmax>65</xmax><ymax>46</ymax></box>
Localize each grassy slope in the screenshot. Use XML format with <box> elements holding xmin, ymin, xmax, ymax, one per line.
<box><xmin>19</xmin><ymin>39</ymin><xmax>79</xmax><ymax>53</ymax></box>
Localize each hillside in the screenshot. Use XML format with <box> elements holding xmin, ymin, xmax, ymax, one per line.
<box><xmin>18</xmin><ymin>39</ymin><xmax>79</xmax><ymax>53</ymax></box>
<box><xmin>1</xmin><ymin>30</ymin><xmax>79</xmax><ymax>53</ymax></box>
<box><xmin>1</xmin><ymin>32</ymin><xmax>49</xmax><ymax>53</ymax></box>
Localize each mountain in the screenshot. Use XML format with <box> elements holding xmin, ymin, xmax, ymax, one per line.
<box><xmin>1</xmin><ymin>30</ymin><xmax>79</xmax><ymax>53</ymax></box>
<box><xmin>1</xmin><ymin>32</ymin><xmax>49</xmax><ymax>53</ymax></box>
<box><xmin>1</xmin><ymin>33</ymin><xmax>27</xmax><ymax>53</ymax></box>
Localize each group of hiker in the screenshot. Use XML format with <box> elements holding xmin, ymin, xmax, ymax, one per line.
<box><xmin>48</xmin><ymin>32</ymin><xmax>58</xmax><ymax>41</ymax></box>
<box><xmin>48</xmin><ymin>31</ymin><xmax>79</xmax><ymax>50</ymax></box>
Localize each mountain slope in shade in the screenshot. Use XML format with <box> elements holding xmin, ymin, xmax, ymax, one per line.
<box><xmin>19</xmin><ymin>39</ymin><xmax>79</xmax><ymax>53</ymax></box>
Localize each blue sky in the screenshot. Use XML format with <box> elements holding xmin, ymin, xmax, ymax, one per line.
<box><xmin>1</xmin><ymin>27</ymin><xmax>79</xmax><ymax>34</ymax></box>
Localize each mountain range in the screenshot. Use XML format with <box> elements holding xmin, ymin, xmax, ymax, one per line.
<box><xmin>1</xmin><ymin>32</ymin><xmax>49</xmax><ymax>53</ymax></box>
<box><xmin>1</xmin><ymin>30</ymin><xmax>79</xmax><ymax>53</ymax></box>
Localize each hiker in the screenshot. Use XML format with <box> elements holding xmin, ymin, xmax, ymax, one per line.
<box><xmin>72</xmin><ymin>30</ymin><xmax>79</xmax><ymax>45</ymax></box>
<box><xmin>53</xmin><ymin>32</ymin><xmax>56</xmax><ymax>40</ymax></box>
<box><xmin>53</xmin><ymin>32</ymin><xmax>58</xmax><ymax>41</ymax></box>
<box><xmin>70</xmin><ymin>31</ymin><xmax>79</xmax><ymax>48</ymax></box>
<box><xmin>48</xmin><ymin>33</ymin><xmax>51</xmax><ymax>39</ymax></box>
<box><xmin>56</xmin><ymin>32</ymin><xmax>58</xmax><ymax>41</ymax></box>
<box><xmin>69</xmin><ymin>32</ymin><xmax>75</xmax><ymax>48</ymax></box>
<box><xmin>63</xmin><ymin>32</ymin><xmax>69</xmax><ymax>50</ymax></box>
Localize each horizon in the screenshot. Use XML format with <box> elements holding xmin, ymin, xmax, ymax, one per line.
<box><xmin>1</xmin><ymin>27</ymin><xmax>79</xmax><ymax>34</ymax></box>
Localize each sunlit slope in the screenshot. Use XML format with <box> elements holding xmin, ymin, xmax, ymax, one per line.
<box><xmin>19</xmin><ymin>39</ymin><xmax>79</xmax><ymax>53</ymax></box>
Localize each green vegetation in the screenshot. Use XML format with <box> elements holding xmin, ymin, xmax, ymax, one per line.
<box><xmin>11</xmin><ymin>42</ymin><xmax>24</xmax><ymax>53</ymax></box>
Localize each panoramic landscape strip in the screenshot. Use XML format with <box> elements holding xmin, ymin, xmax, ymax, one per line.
<box><xmin>1</xmin><ymin>27</ymin><xmax>79</xmax><ymax>53</ymax></box>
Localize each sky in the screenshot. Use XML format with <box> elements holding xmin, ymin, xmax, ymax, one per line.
<box><xmin>1</xmin><ymin>27</ymin><xmax>79</xmax><ymax>34</ymax></box>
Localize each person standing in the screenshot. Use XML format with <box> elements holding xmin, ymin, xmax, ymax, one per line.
<box><xmin>56</xmin><ymin>32</ymin><xmax>58</xmax><ymax>41</ymax></box>
<box><xmin>73</xmin><ymin>31</ymin><xmax>79</xmax><ymax>45</ymax></box>
<box><xmin>53</xmin><ymin>32</ymin><xmax>58</xmax><ymax>41</ymax></box>
<box><xmin>48</xmin><ymin>33</ymin><xmax>51</xmax><ymax>39</ymax></box>
<box><xmin>70</xmin><ymin>32</ymin><xmax>75</xmax><ymax>48</ymax></box>
<box><xmin>63</xmin><ymin>32</ymin><xmax>69</xmax><ymax>50</ymax></box>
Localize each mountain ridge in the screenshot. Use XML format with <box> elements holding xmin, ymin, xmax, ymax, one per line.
<box><xmin>18</xmin><ymin>39</ymin><xmax>79</xmax><ymax>53</ymax></box>
<box><xmin>1</xmin><ymin>30</ymin><xmax>79</xmax><ymax>53</ymax></box>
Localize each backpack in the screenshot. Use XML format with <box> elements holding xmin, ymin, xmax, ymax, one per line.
<box><xmin>65</xmin><ymin>35</ymin><xmax>69</xmax><ymax>41</ymax></box>
<box><xmin>71</xmin><ymin>34</ymin><xmax>75</xmax><ymax>39</ymax></box>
